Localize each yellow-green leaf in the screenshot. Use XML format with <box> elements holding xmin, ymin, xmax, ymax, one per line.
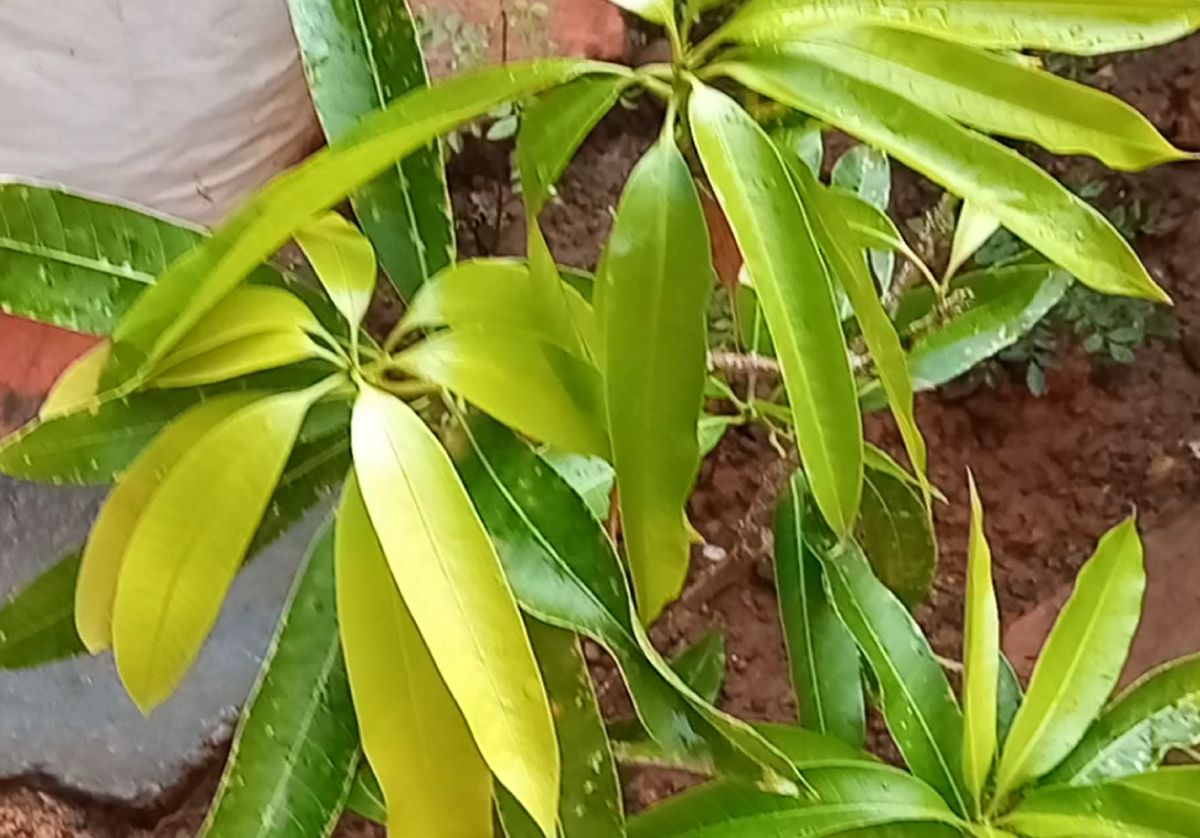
<box><xmin>39</xmin><ymin>342</ymin><xmax>111</xmax><ymax>419</ymax></box>
<box><xmin>112</xmin><ymin>384</ymin><xmax>329</xmax><ymax>712</ymax></box>
<box><xmin>294</xmin><ymin>212</ymin><xmax>377</xmax><ymax>331</ymax></box>
<box><xmin>603</xmin><ymin>135</ymin><xmax>715</xmax><ymax>624</ymax></box>
<box><xmin>607</xmin><ymin>0</ymin><xmax>673</xmax><ymax>27</ymax></box>
<box><xmin>336</xmin><ymin>474</ymin><xmax>492</xmax><ymax>836</ymax></box>
<box><xmin>690</xmin><ymin>82</ymin><xmax>863</xmax><ymax>534</ymax></box>
<box><xmin>947</xmin><ymin>202</ymin><xmax>1002</xmax><ymax>281</ymax></box>
<box><xmin>718</xmin><ymin>51</ymin><xmax>1169</xmax><ymax>302</ymax></box>
<box><xmin>350</xmin><ymin>386</ymin><xmax>559</xmax><ymax>834</ymax></box>
<box><xmin>962</xmin><ymin>474</ymin><xmax>999</xmax><ymax>811</ymax></box>
<box><xmin>397</xmin><ymin>329</ymin><xmax>608</xmax><ymax>457</ymax></box>
<box><xmin>76</xmin><ymin>392</ymin><xmax>260</xmax><ymax>653</ymax></box>
<box><xmin>995</xmin><ymin>517</ymin><xmax>1145</xmax><ymax>800</ymax></box>
<box><xmin>150</xmin><ymin>331</ymin><xmax>326</xmax><ymax>389</ymax></box>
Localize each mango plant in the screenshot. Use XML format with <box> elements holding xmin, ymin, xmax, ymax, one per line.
<box><xmin>0</xmin><ymin>0</ymin><xmax>1197</xmax><ymax>835</ymax></box>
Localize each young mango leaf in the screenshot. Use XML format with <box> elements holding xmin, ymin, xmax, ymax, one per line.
<box><xmin>719</xmin><ymin>52</ymin><xmax>1169</xmax><ymax>302</ymax></box>
<box><xmin>855</xmin><ymin>458</ymin><xmax>937</xmax><ymax>607</ymax></box>
<box><xmin>775</xmin><ymin>472</ymin><xmax>865</xmax><ymax>747</ymax></box>
<box><xmin>101</xmin><ymin>60</ymin><xmax>623</xmax><ymax>386</ymax></box>
<box><xmin>818</xmin><ymin>540</ymin><xmax>970</xmax><ymax>815</ymax></box>
<box><xmin>112</xmin><ymin>382</ymin><xmax>332</xmax><ymax>712</ymax></box>
<box><xmin>287</xmin><ymin>0</ymin><xmax>452</xmax><ymax>301</ymax></box>
<box><xmin>1046</xmin><ymin>654</ymin><xmax>1200</xmax><ymax>786</ymax></box>
<box><xmin>397</xmin><ymin>329</ymin><xmax>608</xmax><ymax>457</ymax></box>
<box><xmin>200</xmin><ymin>522</ymin><xmax>359</xmax><ymax>838</ymax></box>
<box><xmin>672</xmin><ymin>630</ymin><xmax>728</xmax><ymax>707</ymax></box>
<box><xmin>518</xmin><ymin>76</ymin><xmax>633</xmax><ymax>216</ymax></box>
<box><xmin>602</xmin><ymin>135</ymin><xmax>715</xmax><ymax>624</ymax></box>
<box><xmin>690</xmin><ymin>82</ymin><xmax>863</xmax><ymax>535</ymax></box>
<box><xmin>947</xmin><ymin>202</ymin><xmax>1002</xmax><ymax>281</ymax></box>
<box><xmin>962</xmin><ymin>475</ymin><xmax>1000</xmax><ymax>811</ymax></box>
<box><xmin>797</xmin><ymin>27</ymin><xmax>1193</xmax><ymax>172</ymax></box>
<box><xmin>39</xmin><ymin>343</ymin><xmax>110</xmax><ymax>419</ymax></box>
<box><xmin>293</xmin><ymin>212</ymin><xmax>377</xmax><ymax>332</ymax></box>
<box><xmin>336</xmin><ymin>475</ymin><xmax>493</xmax><ymax>835</ymax></box>
<box><xmin>995</xmin><ymin>518</ymin><xmax>1145</xmax><ymax>801</ymax></box>
<box><xmin>453</xmin><ymin>416</ymin><xmax>799</xmax><ymax>789</ymax></box>
<box><xmin>350</xmin><ymin>387</ymin><xmax>559</xmax><ymax>835</ymax></box>
<box><xmin>0</xmin><ymin>551</ymin><xmax>86</xmax><ymax>669</ymax></box>
<box><xmin>711</xmin><ymin>0</ymin><xmax>1200</xmax><ymax>56</ymax></box>
<box><xmin>526</xmin><ymin>620</ymin><xmax>626</xmax><ymax>837</ymax></box>
<box><xmin>787</xmin><ymin>158</ymin><xmax>928</xmax><ymax>499</ymax></box>
<box><xmin>402</xmin><ymin>259</ymin><xmax>596</xmax><ymax>356</ymax></box>
<box><xmin>77</xmin><ymin>393</ymin><xmax>261</xmax><ymax>653</ymax></box>
<box><xmin>627</xmin><ymin>763</ymin><xmax>961</xmax><ymax>837</ymax></box>
<box><xmin>999</xmin><ymin>767</ymin><xmax>1200</xmax><ymax>836</ymax></box>
<box><xmin>150</xmin><ymin>332</ymin><xmax>329</xmax><ymax>389</ymax></box>
<box><xmin>905</xmin><ymin>265</ymin><xmax>1072</xmax><ymax>392</ymax></box>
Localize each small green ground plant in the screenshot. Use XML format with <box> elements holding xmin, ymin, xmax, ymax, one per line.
<box><xmin>0</xmin><ymin>0</ymin><xmax>1198</xmax><ymax>835</ymax></box>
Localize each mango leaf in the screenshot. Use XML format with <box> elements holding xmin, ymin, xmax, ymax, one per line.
<box><xmin>905</xmin><ymin>265</ymin><xmax>1072</xmax><ymax>392</ymax></box>
<box><xmin>818</xmin><ymin>540</ymin><xmax>970</xmax><ymax>815</ymax></box>
<box><xmin>786</xmin><ymin>158</ymin><xmax>927</xmax><ymax>499</ymax></box>
<box><xmin>350</xmin><ymin>386</ymin><xmax>559</xmax><ymax>834</ymax></box>
<box><xmin>831</xmin><ymin>144</ymin><xmax>895</xmax><ymax>297</ymax></box>
<box><xmin>998</xmin><ymin>653</ymin><xmax>1024</xmax><ymax>750</ymax></box>
<box><xmin>607</xmin><ymin>0</ymin><xmax>673</xmax><ymax>27</ymax></box>
<box><xmin>962</xmin><ymin>475</ymin><xmax>1000</xmax><ymax>811</ymax></box>
<box><xmin>734</xmin><ymin>284</ymin><xmax>775</xmax><ymax>357</ymax></box>
<box><xmin>538</xmin><ymin>449</ymin><xmax>614</xmax><ymax>522</ymax></box>
<box><xmin>672</xmin><ymin>630</ymin><xmax>728</xmax><ymax>707</ymax></box>
<box><xmin>402</xmin><ymin>259</ymin><xmax>596</xmax><ymax>355</ymax></box>
<box><xmin>199</xmin><ymin>522</ymin><xmax>359</xmax><ymax>838</ymax></box>
<box><xmin>0</xmin><ymin>179</ymin><xmax>202</xmax><ymax>333</ymax></box>
<box><xmin>719</xmin><ymin>52</ymin><xmax>1169</xmax><ymax>302</ymax></box>
<box><xmin>1047</xmin><ymin>654</ymin><xmax>1200</xmax><ymax>786</ymax></box>
<box><xmin>775</xmin><ymin>472</ymin><xmax>865</xmax><ymax>747</ymax></box>
<box><xmin>293</xmin><ymin>212</ymin><xmax>377</xmax><ymax>331</ymax></box>
<box><xmin>690</xmin><ymin>82</ymin><xmax>862</xmax><ymax>534</ymax></box>
<box><xmin>344</xmin><ymin>766</ymin><xmax>386</xmax><ymax>824</ymax></box>
<box><xmin>101</xmin><ymin>60</ymin><xmax>622</xmax><ymax>385</ymax></box>
<box><xmin>397</xmin><ymin>329</ymin><xmax>608</xmax><ymax>457</ymax></box>
<box><xmin>826</xmin><ymin>189</ymin><xmax>935</xmax><ymax>289</ymax></box>
<box><xmin>518</xmin><ymin>76</ymin><xmax>632</xmax><ymax>216</ymax></box>
<box><xmin>287</xmin><ymin>0</ymin><xmax>452</xmax><ymax>300</ymax></box>
<box><xmin>150</xmin><ymin>332</ymin><xmax>329</xmax><ymax>389</ymax></box>
<box><xmin>698</xmin><ymin>415</ymin><xmax>737</xmax><ymax>458</ymax></box>
<box><xmin>77</xmin><ymin>393</ymin><xmax>261</xmax><ymax>653</ymax></box>
<box><xmin>995</xmin><ymin>518</ymin><xmax>1145</xmax><ymax>800</ymax></box>
<box><xmin>603</xmin><ymin>135</ymin><xmax>715</xmax><ymax>623</ymax></box>
<box><xmin>0</xmin><ymin>364</ymin><xmax>334</xmax><ymax>486</ymax></box>
<box><xmin>40</xmin><ymin>343</ymin><xmax>110</xmax><ymax>419</ymax></box>
<box><xmin>999</xmin><ymin>767</ymin><xmax>1200</xmax><ymax>837</ymax></box>
<box><xmin>855</xmin><ymin>457</ymin><xmax>937</xmax><ymax>608</ymax></box>
<box><xmin>112</xmin><ymin>383</ymin><xmax>332</xmax><ymax>712</ymax></box>
<box><xmin>947</xmin><ymin>202</ymin><xmax>1002</xmax><ymax>281</ymax></box>
<box><xmin>528</xmin><ymin>620</ymin><xmax>626</xmax><ymax>837</ymax></box>
<box><xmin>798</xmin><ymin>26</ymin><xmax>1193</xmax><ymax>172</ymax></box>
<box><xmin>336</xmin><ymin>474</ymin><xmax>492</xmax><ymax>834</ymax></box>
<box><xmin>627</xmin><ymin>763</ymin><xmax>961</xmax><ymax>837</ymax></box>
<box><xmin>453</xmin><ymin>416</ymin><xmax>799</xmax><ymax>790</ymax></box>
<box><xmin>711</xmin><ymin>0</ymin><xmax>1200</xmax><ymax>57</ymax></box>
<box><xmin>0</xmin><ymin>551</ymin><xmax>85</xmax><ymax>669</ymax></box>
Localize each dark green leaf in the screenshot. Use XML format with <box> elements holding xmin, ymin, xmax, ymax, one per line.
<box><xmin>775</xmin><ymin>472</ymin><xmax>865</xmax><ymax>747</ymax></box>
<box><xmin>0</xmin><ymin>551</ymin><xmax>85</xmax><ymax>669</ymax></box>
<box><xmin>672</xmin><ymin>630</ymin><xmax>728</xmax><ymax>706</ymax></box>
<box><xmin>855</xmin><ymin>460</ymin><xmax>937</xmax><ymax>608</ymax></box>
<box><xmin>200</xmin><ymin>523</ymin><xmax>359</xmax><ymax>838</ymax></box>
<box><xmin>288</xmin><ymin>0</ymin><xmax>452</xmax><ymax>300</ymax></box>
<box><xmin>538</xmin><ymin>449</ymin><xmax>614</xmax><ymax>522</ymax></box>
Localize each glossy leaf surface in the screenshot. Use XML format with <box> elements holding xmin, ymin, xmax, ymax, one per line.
<box><xmin>0</xmin><ymin>551</ymin><xmax>85</xmax><ymax>669</ymax></box>
<box><xmin>112</xmin><ymin>386</ymin><xmax>324</xmax><ymax>711</ymax></box>
<box><xmin>819</xmin><ymin>541</ymin><xmax>970</xmax><ymax>815</ymax></box>
<box><xmin>996</xmin><ymin>518</ymin><xmax>1145</xmax><ymax>799</ymax></box>
<box><xmin>151</xmin><ymin>332</ymin><xmax>325</xmax><ymax>389</ymax></box>
<box><xmin>1048</xmin><ymin>654</ymin><xmax>1200</xmax><ymax>786</ymax></box>
<box><xmin>288</xmin><ymin>0</ymin><xmax>452</xmax><ymax>299</ymax></box>
<box><xmin>336</xmin><ymin>475</ymin><xmax>492</xmax><ymax>836</ymax></box>
<box><xmin>294</xmin><ymin>211</ymin><xmax>377</xmax><ymax>329</ymax></box>
<box><xmin>603</xmin><ymin>136</ymin><xmax>714</xmax><ymax>623</ymax></box>
<box><xmin>774</xmin><ymin>472</ymin><xmax>865</xmax><ymax>747</ymax></box>
<box><xmin>350</xmin><ymin>388</ymin><xmax>558</xmax><ymax>834</ymax></box>
<box><xmin>962</xmin><ymin>476</ymin><xmax>999</xmax><ymax>810</ymax></box>
<box><xmin>721</xmin><ymin>52</ymin><xmax>1169</xmax><ymax>302</ymax></box>
<box><xmin>200</xmin><ymin>523</ymin><xmax>359</xmax><ymax>838</ymax></box>
<box><xmin>947</xmin><ymin>202</ymin><xmax>1002</xmax><ymax>281</ymax></box>
<box><xmin>691</xmin><ymin>82</ymin><xmax>862</xmax><ymax>534</ymax></box>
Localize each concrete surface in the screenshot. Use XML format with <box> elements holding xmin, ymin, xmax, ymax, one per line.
<box><xmin>0</xmin><ymin>474</ymin><xmax>319</xmax><ymax>802</ymax></box>
<box><xmin>1004</xmin><ymin>510</ymin><xmax>1200</xmax><ymax>688</ymax></box>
